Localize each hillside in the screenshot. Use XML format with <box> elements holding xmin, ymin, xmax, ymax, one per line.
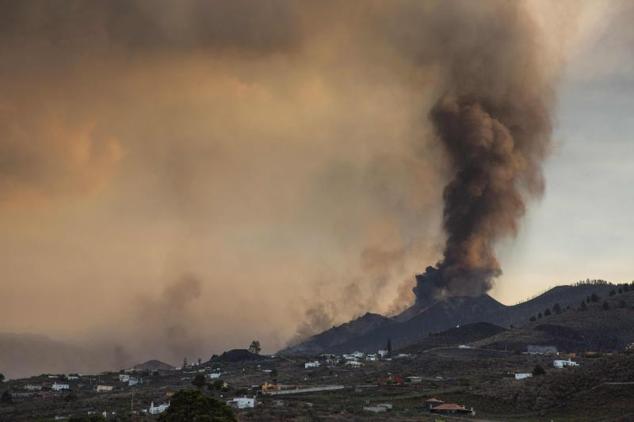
<box><xmin>282</xmin><ymin>312</ymin><xmax>393</xmax><ymax>355</ymax></box>
<box><xmin>282</xmin><ymin>282</ymin><xmax>622</xmax><ymax>355</ymax></box>
<box><xmin>475</xmin><ymin>289</ymin><xmax>634</xmax><ymax>352</ymax></box>
<box><xmin>399</xmin><ymin>322</ymin><xmax>507</xmax><ymax>353</ymax></box>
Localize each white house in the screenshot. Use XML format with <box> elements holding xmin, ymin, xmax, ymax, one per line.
<box><xmin>209</xmin><ymin>372</ymin><xmax>222</xmax><ymax>379</ymax></box>
<box><xmin>304</xmin><ymin>361</ymin><xmax>320</xmax><ymax>369</ymax></box>
<box><xmin>229</xmin><ymin>397</ymin><xmax>256</xmax><ymax>409</ymax></box>
<box><xmin>51</xmin><ymin>382</ymin><xmax>70</xmax><ymax>391</ymax></box>
<box><xmin>118</xmin><ymin>374</ymin><xmax>130</xmax><ymax>383</ymax></box>
<box><xmin>377</xmin><ymin>349</ymin><xmax>389</xmax><ymax>358</ymax></box>
<box><xmin>345</xmin><ymin>360</ymin><xmax>363</xmax><ymax>368</ymax></box>
<box><xmin>96</xmin><ymin>385</ymin><xmax>114</xmax><ymax>392</ymax></box>
<box><xmin>128</xmin><ymin>377</ymin><xmax>140</xmax><ymax>386</ymax></box>
<box><xmin>149</xmin><ymin>401</ymin><xmax>170</xmax><ymax>415</ymax></box>
<box><xmin>553</xmin><ymin>359</ymin><xmax>579</xmax><ymax>368</ymax></box>
<box><xmin>24</xmin><ymin>384</ymin><xmax>43</xmax><ymax>391</ymax></box>
<box><xmin>514</xmin><ymin>373</ymin><xmax>533</xmax><ymax>380</ymax></box>
<box><xmin>365</xmin><ymin>354</ymin><xmax>378</xmax><ymax>361</ymax></box>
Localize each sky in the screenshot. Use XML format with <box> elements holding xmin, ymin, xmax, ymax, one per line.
<box><xmin>493</xmin><ymin>2</ymin><xmax>634</xmax><ymax>303</ymax></box>
<box><xmin>0</xmin><ymin>1</ymin><xmax>632</xmax><ymax>367</ymax></box>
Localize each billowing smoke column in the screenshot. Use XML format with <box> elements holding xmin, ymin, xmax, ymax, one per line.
<box><xmin>414</xmin><ymin>3</ymin><xmax>553</xmax><ymax>302</ymax></box>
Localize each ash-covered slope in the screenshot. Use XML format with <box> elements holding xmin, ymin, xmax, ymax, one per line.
<box><xmin>281</xmin><ymin>282</ymin><xmax>619</xmax><ymax>355</ymax></box>
<box><xmin>282</xmin><ymin>312</ymin><xmax>392</xmax><ymax>356</ymax></box>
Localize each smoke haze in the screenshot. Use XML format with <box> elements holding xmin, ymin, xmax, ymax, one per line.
<box><xmin>0</xmin><ymin>0</ymin><xmax>619</xmax><ymax>376</ymax></box>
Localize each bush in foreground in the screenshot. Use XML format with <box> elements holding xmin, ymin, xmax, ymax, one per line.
<box><xmin>159</xmin><ymin>389</ymin><xmax>237</xmax><ymax>422</ymax></box>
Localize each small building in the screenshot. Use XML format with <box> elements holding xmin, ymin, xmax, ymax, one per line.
<box><xmin>149</xmin><ymin>401</ymin><xmax>170</xmax><ymax>415</ymax></box>
<box><xmin>96</xmin><ymin>385</ymin><xmax>114</xmax><ymax>392</ymax></box>
<box><xmin>377</xmin><ymin>349</ymin><xmax>389</xmax><ymax>358</ymax></box>
<box><xmin>304</xmin><ymin>361</ymin><xmax>320</xmax><ymax>369</ymax></box>
<box><xmin>424</xmin><ymin>398</ymin><xmax>444</xmax><ymax>410</ymax></box>
<box><xmin>365</xmin><ymin>354</ymin><xmax>378</xmax><ymax>361</ymax></box>
<box><xmin>51</xmin><ymin>382</ymin><xmax>70</xmax><ymax>391</ymax></box>
<box><xmin>527</xmin><ymin>345</ymin><xmax>558</xmax><ymax>355</ymax></box>
<box><xmin>209</xmin><ymin>372</ymin><xmax>222</xmax><ymax>379</ymax></box>
<box><xmin>407</xmin><ymin>376</ymin><xmax>423</xmax><ymax>384</ymax></box>
<box><xmin>553</xmin><ymin>359</ymin><xmax>579</xmax><ymax>368</ymax></box>
<box><xmin>458</xmin><ymin>344</ymin><xmax>472</xmax><ymax>349</ymax></box>
<box><xmin>345</xmin><ymin>360</ymin><xmax>362</xmax><ymax>368</ymax></box>
<box><xmin>128</xmin><ymin>377</ymin><xmax>140</xmax><ymax>386</ymax></box>
<box><xmin>515</xmin><ymin>373</ymin><xmax>533</xmax><ymax>380</ymax></box>
<box><xmin>24</xmin><ymin>384</ymin><xmax>43</xmax><ymax>391</ymax></box>
<box><xmin>119</xmin><ymin>374</ymin><xmax>130</xmax><ymax>382</ymax></box>
<box><xmin>363</xmin><ymin>403</ymin><xmax>392</xmax><ymax>413</ymax></box>
<box><xmin>229</xmin><ymin>397</ymin><xmax>256</xmax><ymax>409</ymax></box>
<box><xmin>430</xmin><ymin>403</ymin><xmax>474</xmax><ymax>415</ymax></box>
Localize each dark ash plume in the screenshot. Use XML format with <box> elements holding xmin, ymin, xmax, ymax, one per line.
<box><xmin>415</xmin><ymin>2</ymin><xmax>553</xmax><ymax>301</ymax></box>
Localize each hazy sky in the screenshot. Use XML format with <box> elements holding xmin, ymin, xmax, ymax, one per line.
<box><xmin>494</xmin><ymin>3</ymin><xmax>634</xmax><ymax>303</ymax></box>
<box><xmin>0</xmin><ymin>1</ymin><xmax>632</xmax><ymax>365</ymax></box>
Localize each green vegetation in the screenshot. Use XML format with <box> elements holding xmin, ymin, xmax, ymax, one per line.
<box><xmin>532</xmin><ymin>364</ymin><xmax>546</xmax><ymax>376</ymax></box>
<box><xmin>248</xmin><ymin>340</ymin><xmax>261</xmax><ymax>355</ymax></box>
<box><xmin>192</xmin><ymin>373</ymin><xmax>207</xmax><ymax>389</ymax></box>
<box><xmin>159</xmin><ymin>389</ymin><xmax>237</xmax><ymax>422</ymax></box>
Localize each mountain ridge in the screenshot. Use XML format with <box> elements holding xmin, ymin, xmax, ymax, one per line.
<box><xmin>281</xmin><ymin>282</ymin><xmax>619</xmax><ymax>355</ymax></box>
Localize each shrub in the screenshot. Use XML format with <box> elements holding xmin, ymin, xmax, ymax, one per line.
<box><xmin>532</xmin><ymin>365</ymin><xmax>546</xmax><ymax>376</ymax></box>
<box><xmin>159</xmin><ymin>389</ymin><xmax>237</xmax><ymax>422</ymax></box>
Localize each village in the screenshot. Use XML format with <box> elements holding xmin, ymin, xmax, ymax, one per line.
<box><xmin>2</xmin><ymin>337</ymin><xmax>621</xmax><ymax>422</ymax></box>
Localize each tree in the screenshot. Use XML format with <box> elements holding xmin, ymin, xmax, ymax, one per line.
<box><xmin>532</xmin><ymin>365</ymin><xmax>546</xmax><ymax>376</ymax></box>
<box><xmin>603</xmin><ymin>301</ymin><xmax>610</xmax><ymax>310</ymax></box>
<box><xmin>553</xmin><ymin>303</ymin><xmax>562</xmax><ymax>315</ymax></box>
<box><xmin>158</xmin><ymin>389</ymin><xmax>237</xmax><ymax>422</ymax></box>
<box><xmin>1</xmin><ymin>391</ymin><xmax>12</xmax><ymax>404</ymax></box>
<box><xmin>529</xmin><ymin>316</ymin><xmax>536</xmax><ymax>322</ymax></box>
<box><xmin>591</xmin><ymin>293</ymin><xmax>600</xmax><ymax>303</ymax></box>
<box><xmin>0</xmin><ymin>373</ymin><xmax>4</xmax><ymax>383</ymax></box>
<box><xmin>386</xmin><ymin>338</ymin><xmax>392</xmax><ymax>357</ymax></box>
<box><xmin>248</xmin><ymin>340</ymin><xmax>261</xmax><ymax>355</ymax></box>
<box><xmin>619</xmin><ymin>300</ymin><xmax>627</xmax><ymax>309</ymax></box>
<box><xmin>544</xmin><ymin>308</ymin><xmax>552</xmax><ymax>316</ymax></box>
<box><xmin>610</xmin><ymin>289</ymin><xmax>616</xmax><ymax>296</ymax></box>
<box><xmin>618</xmin><ymin>288</ymin><xmax>623</xmax><ymax>294</ymax></box>
<box><xmin>537</xmin><ymin>312</ymin><xmax>542</xmax><ymax>319</ymax></box>
<box><xmin>192</xmin><ymin>374</ymin><xmax>207</xmax><ymax>389</ymax></box>
<box><xmin>580</xmin><ymin>301</ymin><xmax>588</xmax><ymax>311</ymax></box>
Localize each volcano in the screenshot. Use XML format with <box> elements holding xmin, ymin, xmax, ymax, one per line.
<box><xmin>281</xmin><ymin>282</ymin><xmax>618</xmax><ymax>355</ymax></box>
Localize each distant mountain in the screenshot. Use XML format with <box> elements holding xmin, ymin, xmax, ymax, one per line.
<box><xmin>0</xmin><ymin>333</ymin><xmax>129</xmax><ymax>379</ymax></box>
<box><xmin>281</xmin><ymin>282</ymin><xmax>619</xmax><ymax>355</ymax></box>
<box><xmin>133</xmin><ymin>359</ymin><xmax>175</xmax><ymax>372</ymax></box>
<box><xmin>475</xmin><ymin>289</ymin><xmax>634</xmax><ymax>352</ymax></box>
